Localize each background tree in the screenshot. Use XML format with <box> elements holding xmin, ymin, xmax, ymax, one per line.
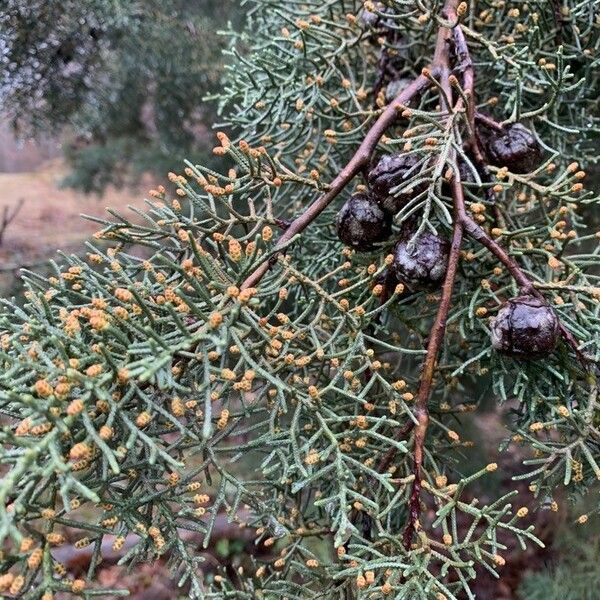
<box><xmin>0</xmin><ymin>0</ymin><xmax>235</xmax><ymax>193</ymax></box>
<box><xmin>0</xmin><ymin>1</ymin><xmax>599</xmax><ymax>599</ymax></box>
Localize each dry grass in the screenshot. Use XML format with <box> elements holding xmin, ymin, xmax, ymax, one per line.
<box><xmin>0</xmin><ymin>160</ymin><xmax>152</xmax><ymax>265</ymax></box>
<box><xmin>0</xmin><ymin>158</ymin><xmax>155</xmax><ymax>296</ymax></box>
<box><xmin>0</xmin><ymin>159</ymin><xmax>152</xmax><ymax>266</ymax></box>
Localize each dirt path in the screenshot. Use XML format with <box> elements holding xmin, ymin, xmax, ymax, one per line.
<box><xmin>0</xmin><ymin>159</ymin><xmax>152</xmax><ymax>276</ymax></box>
<box><xmin>0</xmin><ymin>158</ymin><xmax>154</xmax><ymax>295</ymax></box>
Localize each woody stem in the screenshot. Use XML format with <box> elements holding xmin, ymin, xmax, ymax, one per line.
<box><xmin>403</xmin><ymin>182</ymin><xmax>464</xmax><ymax>548</ymax></box>
<box><xmin>240</xmin><ymin>2</ymin><xmax>464</xmax><ymax>291</ymax></box>
<box><xmin>402</xmin><ymin>1</ymin><xmax>462</xmax><ymax>548</ymax></box>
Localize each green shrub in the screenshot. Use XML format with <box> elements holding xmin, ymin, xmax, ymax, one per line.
<box><xmin>519</xmin><ymin>527</ymin><xmax>600</xmax><ymax>600</ymax></box>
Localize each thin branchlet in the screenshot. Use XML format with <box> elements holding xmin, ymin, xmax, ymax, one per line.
<box><xmin>0</xmin><ymin>1</ymin><xmax>599</xmax><ymax>599</ymax></box>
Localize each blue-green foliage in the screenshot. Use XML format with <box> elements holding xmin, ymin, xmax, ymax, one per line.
<box><xmin>0</xmin><ymin>1</ymin><xmax>599</xmax><ymax>598</ymax></box>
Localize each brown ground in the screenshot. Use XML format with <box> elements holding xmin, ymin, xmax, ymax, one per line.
<box><xmin>0</xmin><ymin>159</ymin><xmax>152</xmax><ymax>292</ymax></box>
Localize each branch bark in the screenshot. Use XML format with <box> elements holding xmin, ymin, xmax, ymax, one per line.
<box><xmin>452</xmin><ymin>14</ymin><xmax>478</xmax><ymax>155</ymax></box>
<box><xmin>240</xmin><ymin>74</ymin><xmax>430</xmax><ymax>289</ymax></box>
<box><xmin>401</xmin><ymin>0</ymin><xmax>461</xmax><ymax>548</ymax></box>
<box><xmin>403</xmin><ymin>191</ymin><xmax>464</xmax><ymax>548</ymax></box>
<box><xmin>475</xmin><ymin>111</ymin><xmax>504</xmax><ymax>132</ymax></box>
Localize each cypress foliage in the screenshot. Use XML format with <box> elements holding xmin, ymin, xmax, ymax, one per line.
<box><xmin>0</xmin><ymin>1</ymin><xmax>599</xmax><ymax>598</ymax></box>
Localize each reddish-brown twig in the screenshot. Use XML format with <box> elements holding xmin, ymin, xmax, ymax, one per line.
<box><xmin>451</xmin><ymin>20</ymin><xmax>506</xmax><ymax>225</ymax></box>
<box><xmin>451</xmin><ymin>13</ymin><xmax>479</xmax><ymax>158</ymax></box>
<box><xmin>402</xmin><ymin>179</ymin><xmax>464</xmax><ymax>549</ymax></box>
<box><xmin>474</xmin><ymin>111</ymin><xmax>504</xmax><ymax>132</ymax></box>
<box><xmin>240</xmin><ymin>73</ymin><xmax>430</xmax><ymax>289</ymax></box>
<box><xmin>401</xmin><ymin>3</ymin><xmax>461</xmax><ymax>548</ymax></box>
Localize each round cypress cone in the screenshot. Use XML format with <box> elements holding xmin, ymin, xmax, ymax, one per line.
<box><xmin>335</xmin><ymin>193</ymin><xmax>392</xmax><ymax>251</ymax></box>
<box><xmin>360</xmin><ymin>2</ymin><xmax>389</xmax><ymax>27</ymax></box>
<box><xmin>391</xmin><ymin>228</ymin><xmax>449</xmax><ymax>290</ymax></box>
<box><xmin>368</xmin><ymin>153</ymin><xmax>424</xmax><ymax>214</ymax></box>
<box><xmin>484</xmin><ymin>123</ymin><xmax>543</xmax><ymax>173</ymax></box>
<box><xmin>490</xmin><ymin>295</ymin><xmax>559</xmax><ymax>358</ymax></box>
<box><xmin>458</xmin><ymin>158</ymin><xmax>477</xmax><ymax>184</ymax></box>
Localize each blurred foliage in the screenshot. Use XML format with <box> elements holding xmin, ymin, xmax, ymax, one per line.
<box><xmin>518</xmin><ymin>521</ymin><xmax>600</xmax><ymax>600</ymax></box>
<box><xmin>0</xmin><ymin>0</ymin><xmax>237</xmax><ymax>193</ymax></box>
